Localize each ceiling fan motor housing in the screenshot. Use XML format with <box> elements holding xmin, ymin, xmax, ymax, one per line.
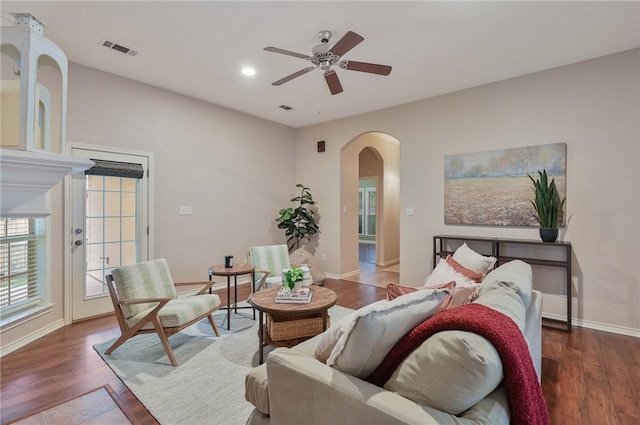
<box><xmin>318</xmin><ymin>30</ymin><xmax>332</xmax><ymax>43</ymax></box>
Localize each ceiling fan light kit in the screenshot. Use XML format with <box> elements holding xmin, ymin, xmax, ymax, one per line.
<box><xmin>264</xmin><ymin>30</ymin><xmax>392</xmax><ymax>95</ymax></box>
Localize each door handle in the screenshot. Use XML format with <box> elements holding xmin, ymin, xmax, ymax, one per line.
<box><xmin>74</xmin><ymin>240</ymin><xmax>83</xmax><ymax>246</ymax></box>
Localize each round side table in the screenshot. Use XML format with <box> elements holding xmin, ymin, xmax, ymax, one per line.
<box><xmin>208</xmin><ymin>263</ymin><xmax>256</xmax><ymax>330</ymax></box>
<box><xmin>249</xmin><ymin>285</ymin><xmax>337</xmax><ymax>364</ymax></box>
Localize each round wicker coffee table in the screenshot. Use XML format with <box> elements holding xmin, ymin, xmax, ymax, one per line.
<box><xmin>249</xmin><ymin>285</ymin><xmax>337</xmax><ymax>364</ymax></box>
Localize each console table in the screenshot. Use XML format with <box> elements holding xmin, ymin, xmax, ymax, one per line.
<box><xmin>433</xmin><ymin>234</ymin><xmax>572</xmax><ymax>332</ymax></box>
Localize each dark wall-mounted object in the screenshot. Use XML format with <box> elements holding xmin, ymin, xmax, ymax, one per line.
<box><xmin>317</xmin><ymin>141</ymin><xmax>325</xmax><ymax>153</ymax></box>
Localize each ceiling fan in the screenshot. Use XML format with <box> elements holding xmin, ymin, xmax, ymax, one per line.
<box><xmin>264</xmin><ymin>30</ymin><xmax>392</xmax><ymax>95</ymax></box>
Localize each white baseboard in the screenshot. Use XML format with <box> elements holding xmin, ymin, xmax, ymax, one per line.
<box><xmin>543</xmin><ymin>313</ymin><xmax>640</xmax><ymax>338</ymax></box>
<box><xmin>378</xmin><ymin>258</ymin><xmax>400</xmax><ymax>267</ymax></box>
<box><xmin>0</xmin><ymin>319</ymin><xmax>65</xmax><ymax>357</ymax></box>
<box><xmin>325</xmin><ymin>270</ymin><xmax>360</xmax><ymax>280</ymax></box>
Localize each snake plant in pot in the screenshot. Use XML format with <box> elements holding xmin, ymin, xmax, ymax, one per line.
<box><xmin>528</xmin><ymin>170</ymin><xmax>566</xmax><ymax>242</ymax></box>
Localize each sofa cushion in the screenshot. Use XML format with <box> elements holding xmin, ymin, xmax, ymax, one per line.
<box><xmin>384</xmin><ymin>330</ymin><xmax>503</xmax><ymax>414</ymax></box>
<box><xmin>475</xmin><ymin>281</ymin><xmax>527</xmax><ymax>332</ymax></box>
<box><xmin>128</xmin><ymin>294</ymin><xmax>221</xmax><ymax>329</ymax></box>
<box><xmin>245</xmin><ymin>364</ymin><xmax>270</xmax><ymax>415</ymax></box>
<box><xmin>325</xmin><ymin>288</ymin><xmax>450</xmax><ymax>378</ymax></box>
<box><xmin>383</xmin><ymin>270</ymin><xmax>530</xmax><ymax>415</ymax></box>
<box><xmin>425</xmin><ymin>258</ymin><xmax>477</xmax><ymax>289</ymax></box>
<box><xmin>452</xmin><ymin>243</ymin><xmax>497</xmax><ymax>277</ymax></box>
<box><xmin>480</xmin><ymin>259</ymin><xmax>533</xmax><ymax>309</ymax></box>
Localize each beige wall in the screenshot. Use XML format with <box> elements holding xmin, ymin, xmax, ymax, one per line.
<box><xmin>295</xmin><ymin>49</ymin><xmax>640</xmax><ymax>333</ymax></box>
<box><xmin>1</xmin><ymin>63</ymin><xmax>296</xmax><ymax>352</ymax></box>
<box><xmin>66</xmin><ymin>63</ymin><xmax>296</xmax><ymax>280</ymax></box>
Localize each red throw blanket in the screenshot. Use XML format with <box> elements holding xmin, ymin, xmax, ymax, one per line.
<box><xmin>366</xmin><ymin>303</ymin><xmax>550</xmax><ymax>425</ymax></box>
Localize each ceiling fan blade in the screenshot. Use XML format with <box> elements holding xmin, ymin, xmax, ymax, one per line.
<box><xmin>324</xmin><ymin>69</ymin><xmax>343</xmax><ymax>95</ymax></box>
<box><xmin>272</xmin><ymin>67</ymin><xmax>316</xmax><ymax>86</ymax></box>
<box><xmin>264</xmin><ymin>46</ymin><xmax>310</xmax><ymax>60</ymax></box>
<box><xmin>329</xmin><ymin>31</ymin><xmax>364</xmax><ymax>58</ymax></box>
<box><xmin>339</xmin><ymin>60</ymin><xmax>392</xmax><ymax>76</ymax></box>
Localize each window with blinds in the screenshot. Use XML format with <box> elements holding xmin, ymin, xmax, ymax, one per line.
<box><xmin>0</xmin><ymin>218</ymin><xmax>45</xmax><ymax>313</ymax></box>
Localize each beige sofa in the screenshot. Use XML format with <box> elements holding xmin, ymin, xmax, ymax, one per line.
<box><xmin>245</xmin><ymin>260</ymin><xmax>542</xmax><ymax>425</ymax></box>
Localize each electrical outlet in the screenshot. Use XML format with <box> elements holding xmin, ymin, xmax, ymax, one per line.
<box><xmin>321</xmin><ymin>254</ymin><xmax>326</xmax><ymax>262</ymax></box>
<box><xmin>560</xmin><ymin>287</ymin><xmax>567</xmax><ymax>297</ymax></box>
<box><xmin>179</xmin><ymin>206</ymin><xmax>192</xmax><ymax>215</ymax></box>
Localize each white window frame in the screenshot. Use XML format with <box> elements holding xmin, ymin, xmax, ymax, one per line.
<box><xmin>0</xmin><ymin>199</ymin><xmax>53</xmax><ymax>330</ymax></box>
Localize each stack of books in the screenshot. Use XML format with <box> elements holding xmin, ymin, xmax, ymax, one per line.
<box><xmin>275</xmin><ymin>287</ymin><xmax>313</xmax><ymax>304</ymax></box>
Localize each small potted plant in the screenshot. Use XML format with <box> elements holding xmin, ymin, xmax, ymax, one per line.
<box><xmin>282</xmin><ymin>266</ymin><xmax>304</xmax><ymax>292</ymax></box>
<box><xmin>528</xmin><ymin>169</ymin><xmax>566</xmax><ymax>242</ymax></box>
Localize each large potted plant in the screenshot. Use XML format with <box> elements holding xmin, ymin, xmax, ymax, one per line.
<box><xmin>528</xmin><ymin>170</ymin><xmax>566</xmax><ymax>242</ymax></box>
<box><xmin>276</xmin><ymin>184</ymin><xmax>319</xmax><ymax>252</ymax></box>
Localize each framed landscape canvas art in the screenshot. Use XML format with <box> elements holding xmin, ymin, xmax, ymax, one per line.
<box><xmin>444</xmin><ymin>143</ymin><xmax>566</xmax><ymax>226</ymax></box>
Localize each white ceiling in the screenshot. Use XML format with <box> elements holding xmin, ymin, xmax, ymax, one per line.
<box><xmin>2</xmin><ymin>1</ymin><xmax>639</xmax><ymax>128</ymax></box>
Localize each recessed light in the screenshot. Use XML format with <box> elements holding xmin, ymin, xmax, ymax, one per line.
<box><xmin>241</xmin><ymin>67</ymin><xmax>256</xmax><ymax>76</ymax></box>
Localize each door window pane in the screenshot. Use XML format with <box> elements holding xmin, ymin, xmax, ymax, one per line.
<box><xmin>84</xmin><ymin>175</ymin><xmax>138</xmax><ymax>299</ymax></box>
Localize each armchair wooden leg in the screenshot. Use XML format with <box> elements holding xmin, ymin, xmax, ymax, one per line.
<box><xmin>152</xmin><ymin>317</ymin><xmax>178</xmax><ymax>366</ymax></box>
<box><xmin>208</xmin><ymin>314</ymin><xmax>221</xmax><ymax>337</ymax></box>
<box><xmin>105</xmin><ymin>332</ymin><xmax>133</xmax><ymax>355</ymax></box>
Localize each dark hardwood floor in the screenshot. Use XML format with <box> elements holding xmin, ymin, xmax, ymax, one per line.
<box><xmin>1</xmin><ymin>279</ymin><xmax>638</xmax><ymax>424</ymax></box>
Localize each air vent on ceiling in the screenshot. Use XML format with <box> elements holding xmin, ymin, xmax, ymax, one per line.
<box><xmin>100</xmin><ymin>39</ymin><xmax>138</xmax><ymax>56</ymax></box>
<box><xmin>278</xmin><ymin>105</ymin><xmax>293</xmax><ymax>111</ymax></box>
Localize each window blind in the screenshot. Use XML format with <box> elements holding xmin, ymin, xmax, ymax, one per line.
<box><xmin>0</xmin><ymin>218</ymin><xmax>43</xmax><ymax>311</ymax></box>
<box><xmin>85</xmin><ymin>159</ymin><xmax>144</xmax><ymax>179</ymax></box>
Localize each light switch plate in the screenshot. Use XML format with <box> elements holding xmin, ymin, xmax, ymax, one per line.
<box><xmin>406</xmin><ymin>207</ymin><xmax>414</xmax><ymax>216</ymax></box>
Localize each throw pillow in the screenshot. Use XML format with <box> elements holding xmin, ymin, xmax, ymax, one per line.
<box><xmin>385</xmin><ymin>283</ymin><xmax>419</xmax><ymax>299</ymax></box>
<box><xmin>446</xmin><ymin>286</ymin><xmax>480</xmax><ymax>310</ymax></box>
<box><xmin>326</xmin><ymin>288</ymin><xmax>450</xmax><ymax>378</ymax></box>
<box><xmin>384</xmin><ymin>330</ymin><xmax>503</xmax><ymax>415</ymax></box>
<box><xmin>387</xmin><ymin>281</ymin><xmax>455</xmax><ymax>313</ymax></box>
<box><xmin>425</xmin><ymin>259</ymin><xmax>477</xmax><ymax>289</ymax></box>
<box><xmin>452</xmin><ymin>243</ymin><xmax>497</xmax><ymax>276</ymax></box>
<box><xmin>313</xmin><ymin>310</ymin><xmax>357</xmax><ymax>363</ymax></box>
<box><xmin>446</xmin><ymin>255</ymin><xmax>484</xmax><ymax>282</ymax></box>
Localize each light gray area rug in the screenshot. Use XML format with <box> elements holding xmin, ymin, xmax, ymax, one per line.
<box><xmin>94</xmin><ymin>305</ymin><xmax>354</xmax><ymax>425</ymax></box>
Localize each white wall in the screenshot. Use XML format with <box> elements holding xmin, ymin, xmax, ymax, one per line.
<box><xmin>295</xmin><ymin>49</ymin><xmax>640</xmax><ymax>333</ymax></box>
<box><xmin>1</xmin><ymin>63</ymin><xmax>296</xmax><ymax>352</ymax></box>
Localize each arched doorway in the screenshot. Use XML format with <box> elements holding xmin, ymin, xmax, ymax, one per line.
<box><xmin>340</xmin><ymin>132</ymin><xmax>400</xmax><ymax>286</ymax></box>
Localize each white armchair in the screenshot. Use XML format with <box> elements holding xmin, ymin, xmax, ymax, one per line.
<box><xmin>105</xmin><ymin>258</ymin><xmax>221</xmax><ymax>366</ymax></box>
<box><xmin>248</xmin><ymin>244</ymin><xmax>290</xmax><ymax>291</ymax></box>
